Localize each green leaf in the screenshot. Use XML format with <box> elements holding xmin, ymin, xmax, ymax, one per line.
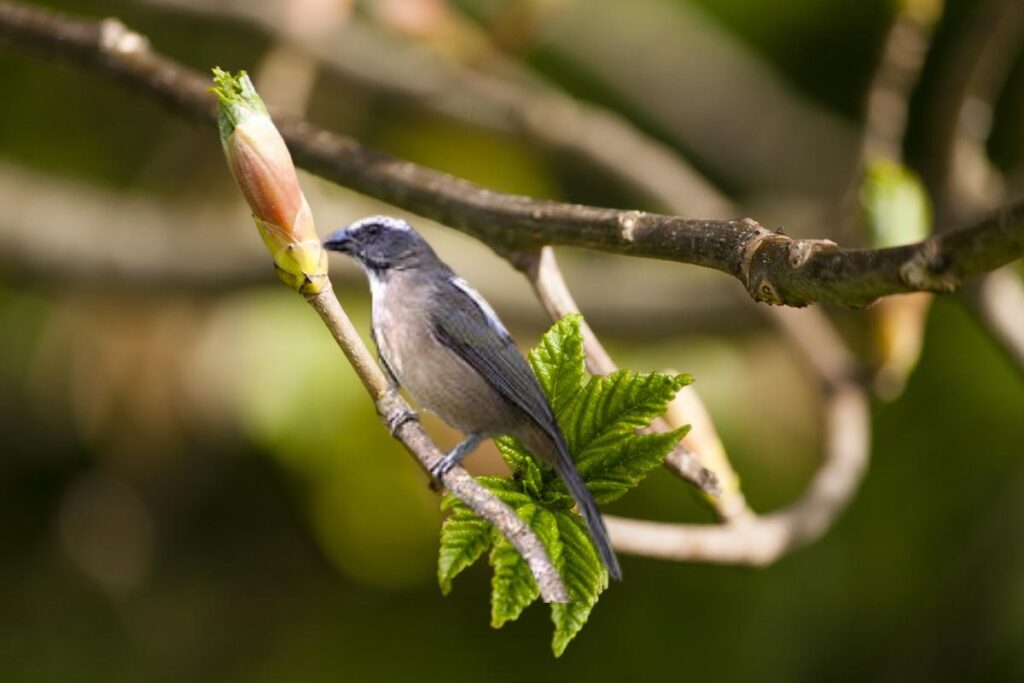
<box><xmin>438</xmin><ymin>501</ymin><xmax>492</xmax><ymax>595</ymax></box>
<box><xmin>494</xmin><ymin>436</ymin><xmax>545</xmax><ymax>497</ymax></box>
<box><xmin>528</xmin><ymin>313</ymin><xmax>585</xmax><ymax>413</ymax></box>
<box><xmin>580</xmin><ymin>427</ymin><xmax>690</xmax><ymax>504</ymax></box>
<box><xmin>440</xmin><ymin>476</ymin><xmax>531</xmax><ymax>513</ymax></box>
<box><xmin>562</xmin><ymin>370</ymin><xmax>691</xmax><ymax>455</ymax></box>
<box><xmin>490</xmin><ymin>504</ymin><xmax>559</xmax><ymax>627</ymax></box>
<box><xmin>550</xmin><ymin>511</ymin><xmax>608</xmax><ymax>657</ymax></box>
<box><xmin>435</xmin><ymin>313</ymin><xmax>694</xmax><ymax>655</ymax></box>
<box><xmin>552</xmin><ymin>371</ymin><xmax>692</xmax><ymax>503</ymax></box>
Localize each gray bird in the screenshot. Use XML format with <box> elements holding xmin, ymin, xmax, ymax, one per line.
<box><xmin>323</xmin><ymin>216</ymin><xmax>622</xmax><ymax>581</ymax></box>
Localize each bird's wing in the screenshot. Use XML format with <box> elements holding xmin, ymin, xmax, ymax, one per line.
<box><xmin>429</xmin><ymin>276</ymin><xmax>557</xmax><ymax>434</ymax></box>
<box><xmin>431</xmin><ymin>276</ymin><xmax>623</xmax><ymax>580</ymax></box>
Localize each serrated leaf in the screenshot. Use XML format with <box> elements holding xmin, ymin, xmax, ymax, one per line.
<box><xmin>543</xmin><ymin>371</ymin><xmax>691</xmax><ymax>503</ymax></box>
<box><xmin>490</xmin><ymin>504</ymin><xmax>559</xmax><ymax>627</ymax></box>
<box><xmin>578</xmin><ymin>427</ymin><xmax>689</xmax><ymax>504</ymax></box>
<box><xmin>562</xmin><ymin>371</ymin><xmax>691</xmax><ymax>454</ymax></box>
<box><xmin>494</xmin><ymin>436</ymin><xmax>545</xmax><ymax>497</ymax></box>
<box><xmin>550</xmin><ymin>511</ymin><xmax>608</xmax><ymax>657</ymax></box>
<box><xmin>438</xmin><ymin>504</ymin><xmax>493</xmax><ymax>595</ymax></box>
<box><xmin>441</xmin><ymin>475</ymin><xmax>531</xmax><ymax>512</ymax></box>
<box><xmin>528</xmin><ymin>313</ymin><xmax>586</xmax><ymax>413</ymax></box>
<box><xmin>476</xmin><ymin>475</ymin><xmax>534</xmax><ymax>508</ymax></box>
<box><xmin>435</xmin><ymin>313</ymin><xmax>695</xmax><ymax>656</ymax></box>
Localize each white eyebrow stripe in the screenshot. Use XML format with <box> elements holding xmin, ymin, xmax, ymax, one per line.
<box><xmin>347</xmin><ymin>215</ymin><xmax>412</xmax><ymax>233</ymax></box>
<box><xmin>449</xmin><ymin>276</ymin><xmax>509</xmax><ymax>335</ymax></box>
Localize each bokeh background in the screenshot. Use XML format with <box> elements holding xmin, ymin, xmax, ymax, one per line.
<box><xmin>2</xmin><ymin>0</ymin><xmax>1023</xmax><ymax>680</ymax></box>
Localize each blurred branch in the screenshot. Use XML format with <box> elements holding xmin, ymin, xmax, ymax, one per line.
<box><xmin>913</xmin><ymin>0</ymin><xmax>1024</xmax><ymax>376</ymax></box>
<box><xmin>515</xmin><ymin>247</ymin><xmax>731</xmax><ymax>504</ymax></box>
<box><xmin>853</xmin><ymin>2</ymin><xmax>942</xmax><ymax>401</ymax></box>
<box><xmin>920</xmin><ymin>0</ymin><xmax>1024</xmax><ymax>222</ymax></box>
<box><xmin>138</xmin><ymin>0</ymin><xmax>731</xmax><ymax>217</ymax></box>
<box><xmin>532</xmin><ymin>0</ymin><xmax>860</xmax><ymax>199</ymax></box>
<box><xmin>519</xmin><ymin>248</ymin><xmax>872</xmax><ymax>564</ymax></box>
<box><xmin>0</xmin><ymin>162</ymin><xmax>751</xmax><ymax>335</ymax></box>
<box><xmin>0</xmin><ymin>164</ymin><xmax>269</xmax><ymax>292</ymax></box>
<box><xmin>0</xmin><ymin>1</ymin><xmax>880</xmax><ymax>569</ymax></box>
<box><xmin>305</xmin><ymin>286</ymin><xmax>567</xmax><ymax>603</ymax></box>
<box><xmin>967</xmin><ymin>267</ymin><xmax>1024</xmax><ymax>379</ymax></box>
<box><xmin>862</xmin><ymin>0</ymin><xmax>942</xmax><ymax>163</ymax></box>
<box><xmin>606</xmin><ymin>381</ymin><xmax>869</xmax><ymax>565</ymax></box>
<box><xmin>1</xmin><ymin>2</ymin><xmax>1021</xmax><ymax>310</ymax></box>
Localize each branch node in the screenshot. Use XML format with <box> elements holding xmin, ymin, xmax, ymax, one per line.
<box><xmin>98</xmin><ymin>18</ymin><xmax>147</xmax><ymax>57</ymax></box>
<box><xmin>787</xmin><ymin>238</ymin><xmax>838</xmax><ymax>269</ymax></box>
<box><xmin>739</xmin><ymin>223</ymin><xmax>789</xmax><ymax>304</ymax></box>
<box><xmin>899</xmin><ymin>239</ymin><xmax>960</xmax><ymax>292</ymax></box>
<box><xmin>618</xmin><ymin>210</ymin><xmax>644</xmax><ymax>243</ymax></box>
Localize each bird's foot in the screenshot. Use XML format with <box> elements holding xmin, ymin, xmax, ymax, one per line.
<box><xmin>427</xmin><ymin>434</ymin><xmax>483</xmax><ymax>491</ymax></box>
<box><xmin>428</xmin><ymin>453</ymin><xmax>458</xmax><ymax>490</ymax></box>
<box><xmin>386</xmin><ymin>408</ymin><xmax>418</xmax><ymax>436</ymax></box>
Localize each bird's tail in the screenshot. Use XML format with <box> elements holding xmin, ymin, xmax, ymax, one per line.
<box><xmin>552</xmin><ymin>442</ymin><xmax>623</xmax><ymax>582</ymax></box>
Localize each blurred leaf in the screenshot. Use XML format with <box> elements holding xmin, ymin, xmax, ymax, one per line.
<box><xmin>860</xmin><ymin>159</ymin><xmax>932</xmax><ymax>248</ymax></box>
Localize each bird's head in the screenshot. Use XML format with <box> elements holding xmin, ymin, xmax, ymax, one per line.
<box><xmin>323</xmin><ymin>216</ymin><xmax>438</xmax><ymax>273</ymax></box>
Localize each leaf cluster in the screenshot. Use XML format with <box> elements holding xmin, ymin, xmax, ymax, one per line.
<box><xmin>437</xmin><ymin>314</ymin><xmax>691</xmax><ymax>655</ymax></box>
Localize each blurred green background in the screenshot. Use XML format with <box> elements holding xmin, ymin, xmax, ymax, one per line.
<box><xmin>1</xmin><ymin>0</ymin><xmax>1023</xmax><ymax>680</ymax></box>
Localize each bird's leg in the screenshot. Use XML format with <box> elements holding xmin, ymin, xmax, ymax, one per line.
<box><xmin>429</xmin><ymin>433</ymin><xmax>484</xmax><ymax>483</ymax></box>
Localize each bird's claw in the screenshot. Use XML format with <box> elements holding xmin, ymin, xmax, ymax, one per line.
<box><xmin>386</xmin><ymin>408</ymin><xmax>418</xmax><ymax>436</ymax></box>
<box><xmin>427</xmin><ymin>454</ymin><xmax>461</xmax><ymax>492</ymax></box>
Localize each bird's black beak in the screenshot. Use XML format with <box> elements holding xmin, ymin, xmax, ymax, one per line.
<box><xmin>323</xmin><ymin>228</ymin><xmax>353</xmax><ymax>253</ymax></box>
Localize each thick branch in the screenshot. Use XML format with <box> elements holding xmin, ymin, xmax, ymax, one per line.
<box><xmin>1</xmin><ymin>2</ymin><xmax>1021</xmax><ymax>308</ymax></box>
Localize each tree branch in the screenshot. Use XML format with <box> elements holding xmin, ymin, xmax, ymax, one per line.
<box><xmin>304</xmin><ymin>286</ymin><xmax>566</xmax><ymax>602</ymax></box>
<box><xmin>17</xmin><ymin>3</ymin><xmax>570</xmax><ymax>599</ymax></box>
<box><xmin>139</xmin><ymin>0</ymin><xmax>733</xmax><ymax>218</ymax></box>
<box><xmin>1</xmin><ymin>1</ymin><xmax>1020</xmax><ymax>309</ymax></box>
<box><xmin>515</xmin><ymin>246</ymin><xmax>730</xmax><ymax>502</ymax></box>
<box><xmin>605</xmin><ymin>381</ymin><xmax>870</xmax><ymax>564</ymax></box>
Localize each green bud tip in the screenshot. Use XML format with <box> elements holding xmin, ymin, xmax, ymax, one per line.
<box><xmin>210</xmin><ymin>67</ymin><xmax>269</xmax><ymax>141</ymax></box>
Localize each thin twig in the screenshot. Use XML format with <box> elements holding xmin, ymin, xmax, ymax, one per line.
<box><xmin>1</xmin><ymin>2</ymin><xmax>1021</xmax><ymax>309</ymax></box>
<box><xmin>305</xmin><ymin>286</ymin><xmax>567</xmax><ymax>602</ymax></box>
<box><xmin>521</xmin><ymin>244</ymin><xmax>875</xmax><ymax>563</ymax></box>
<box><xmin>515</xmin><ymin>247</ymin><xmax>729</xmax><ymax>502</ymax></box>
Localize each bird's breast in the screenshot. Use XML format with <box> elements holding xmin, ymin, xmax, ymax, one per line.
<box><xmin>372</xmin><ymin>283</ymin><xmax>511</xmax><ymax>435</ymax></box>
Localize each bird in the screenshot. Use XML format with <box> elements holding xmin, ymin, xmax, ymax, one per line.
<box><xmin>323</xmin><ymin>215</ymin><xmax>622</xmax><ymax>581</ymax></box>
